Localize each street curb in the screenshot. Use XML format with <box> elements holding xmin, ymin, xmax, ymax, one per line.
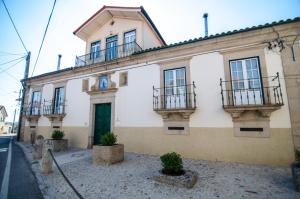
<box><xmin>15</xmin><ymin>141</ymin><xmax>57</xmax><ymax>199</ymax></box>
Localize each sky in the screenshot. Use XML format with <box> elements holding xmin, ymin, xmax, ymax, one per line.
<box><xmin>0</xmin><ymin>0</ymin><xmax>299</xmax><ymax>122</ymax></box>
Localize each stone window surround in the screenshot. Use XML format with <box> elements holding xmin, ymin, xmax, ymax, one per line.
<box><xmin>156</xmin><ymin>57</ymin><xmax>194</xmax><ymax>135</ymax></box>
<box><xmin>221</xmin><ymin>47</ymin><xmax>280</xmax><ymax>138</ymax></box>
<box><xmin>88</xmin><ymin>92</ymin><xmax>116</xmax><ymax>148</ymax></box>
<box><xmin>222</xmin><ymin>47</ymin><xmax>269</xmax><ymax>103</ymax></box>
<box><xmin>44</xmin><ymin>81</ymin><xmax>67</xmax><ymax>124</ymax></box>
<box><xmin>25</xmin><ymin>85</ymin><xmax>43</xmax><ymax>123</ymax></box>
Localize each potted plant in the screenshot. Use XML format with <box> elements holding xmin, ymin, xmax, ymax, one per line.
<box><xmin>291</xmin><ymin>149</ymin><xmax>300</xmax><ymax>191</ymax></box>
<box><xmin>92</xmin><ymin>132</ymin><xmax>124</xmax><ymax>165</ymax></box>
<box><xmin>160</xmin><ymin>152</ymin><xmax>184</xmax><ymax>176</ymax></box>
<box><xmin>153</xmin><ymin>152</ymin><xmax>198</xmax><ymax>188</ymax></box>
<box><xmin>50</xmin><ymin>130</ymin><xmax>68</xmax><ymax>152</ymax></box>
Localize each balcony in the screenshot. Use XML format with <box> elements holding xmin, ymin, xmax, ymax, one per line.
<box><xmin>75</xmin><ymin>42</ymin><xmax>142</xmax><ymax>67</ymax></box>
<box><xmin>153</xmin><ymin>83</ymin><xmax>196</xmax><ymax>120</ymax></box>
<box><xmin>220</xmin><ymin>73</ymin><xmax>283</xmax><ymax>118</ymax></box>
<box><xmin>43</xmin><ymin>100</ymin><xmax>66</xmax><ymax>121</ymax></box>
<box><xmin>23</xmin><ymin>103</ymin><xmax>41</xmax><ymax>122</ymax></box>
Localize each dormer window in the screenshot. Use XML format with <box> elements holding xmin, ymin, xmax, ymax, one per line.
<box><xmin>106</xmin><ymin>35</ymin><xmax>118</xmax><ymax>61</ymax></box>
<box><xmin>90</xmin><ymin>41</ymin><xmax>101</xmax><ymax>59</ymax></box>
<box><xmin>124</xmin><ymin>30</ymin><xmax>136</xmax><ymax>53</ymax></box>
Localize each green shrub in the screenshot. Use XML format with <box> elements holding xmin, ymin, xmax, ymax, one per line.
<box><xmin>160</xmin><ymin>152</ymin><xmax>183</xmax><ymax>175</ymax></box>
<box><xmin>51</xmin><ymin>130</ymin><xmax>64</xmax><ymax>139</ymax></box>
<box><xmin>295</xmin><ymin>149</ymin><xmax>300</xmax><ymax>163</ymax></box>
<box><xmin>100</xmin><ymin>132</ymin><xmax>117</xmax><ymax>146</ymax></box>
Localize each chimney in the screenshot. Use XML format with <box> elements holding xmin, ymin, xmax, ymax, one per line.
<box><xmin>203</xmin><ymin>13</ymin><xmax>208</xmax><ymax>37</ymax></box>
<box><xmin>57</xmin><ymin>54</ymin><xmax>62</xmax><ymax>70</ymax></box>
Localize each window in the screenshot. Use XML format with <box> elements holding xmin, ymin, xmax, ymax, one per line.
<box><xmin>106</xmin><ymin>35</ymin><xmax>118</xmax><ymax>61</ymax></box>
<box><xmin>53</xmin><ymin>87</ymin><xmax>65</xmax><ymax>114</ymax></box>
<box><xmin>90</xmin><ymin>41</ymin><xmax>100</xmax><ymax>59</ymax></box>
<box><xmin>119</xmin><ymin>72</ymin><xmax>128</xmax><ymax>87</ymax></box>
<box><xmin>230</xmin><ymin>57</ymin><xmax>263</xmax><ymax>105</ymax></box>
<box><xmin>164</xmin><ymin>68</ymin><xmax>186</xmax><ymax>109</ymax></box>
<box><xmin>124</xmin><ymin>30</ymin><xmax>136</xmax><ymax>53</ymax></box>
<box><xmin>99</xmin><ymin>75</ymin><xmax>108</xmax><ymax>90</ymax></box>
<box><xmin>30</xmin><ymin>91</ymin><xmax>41</xmax><ymax>115</ymax></box>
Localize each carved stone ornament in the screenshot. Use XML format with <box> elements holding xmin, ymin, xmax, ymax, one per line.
<box><xmin>155</xmin><ymin>108</ymin><xmax>196</xmax><ymax>121</ymax></box>
<box><xmin>87</xmin><ymin>73</ymin><xmax>118</xmax><ymax>95</ymax></box>
<box><xmin>224</xmin><ymin>105</ymin><xmax>281</xmax><ymax>120</ymax></box>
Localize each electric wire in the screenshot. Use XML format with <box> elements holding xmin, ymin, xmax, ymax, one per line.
<box><xmin>0</xmin><ymin>58</ymin><xmax>24</xmax><ymax>74</ymax></box>
<box><xmin>0</xmin><ymin>51</ymin><xmax>25</xmax><ymax>56</ymax></box>
<box><xmin>0</xmin><ymin>56</ymin><xmax>25</xmax><ymax>66</ymax></box>
<box><xmin>31</xmin><ymin>0</ymin><xmax>57</xmax><ymax>77</ymax></box>
<box><xmin>1</xmin><ymin>0</ymin><xmax>28</xmax><ymax>53</ymax></box>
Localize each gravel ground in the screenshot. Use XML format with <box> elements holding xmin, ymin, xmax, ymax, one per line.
<box><xmin>19</xmin><ymin>143</ymin><xmax>300</xmax><ymax>199</ymax></box>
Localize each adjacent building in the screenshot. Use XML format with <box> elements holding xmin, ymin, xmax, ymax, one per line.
<box><xmin>0</xmin><ymin>105</ymin><xmax>12</xmax><ymax>134</ymax></box>
<box><xmin>21</xmin><ymin>6</ymin><xmax>300</xmax><ymax>166</ymax></box>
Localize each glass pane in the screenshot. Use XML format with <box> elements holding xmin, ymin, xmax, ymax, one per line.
<box><xmin>236</xmin><ymin>61</ymin><xmax>242</xmax><ymax>71</ymax></box>
<box><xmin>246</xmin><ymin>60</ymin><xmax>251</xmax><ymax>71</ymax></box>
<box><xmin>251</xmin><ymin>58</ymin><xmax>258</xmax><ymax>69</ymax></box>
<box><xmin>124</xmin><ymin>30</ymin><xmax>136</xmax><ymax>44</ymax></box>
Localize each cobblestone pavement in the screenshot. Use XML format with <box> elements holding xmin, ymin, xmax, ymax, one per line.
<box><xmin>19</xmin><ymin>143</ymin><xmax>300</xmax><ymax>199</ymax></box>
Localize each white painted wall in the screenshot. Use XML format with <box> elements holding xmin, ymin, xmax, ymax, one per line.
<box><xmin>142</xmin><ymin>22</ymin><xmax>162</xmax><ymax>49</ymax></box>
<box><xmin>189</xmin><ymin>53</ymin><xmax>233</xmax><ymax>127</ymax></box>
<box><xmin>63</xmin><ymin>78</ymin><xmax>90</xmax><ymax>127</ymax></box>
<box><xmin>26</xmin><ymin>49</ymin><xmax>290</xmax><ymax>129</ymax></box>
<box><xmin>114</xmin><ymin>64</ymin><xmax>163</xmax><ymax>127</ymax></box>
<box><xmin>38</xmin><ymin>84</ymin><xmax>53</xmax><ymax>126</ymax></box>
<box><xmin>264</xmin><ymin>48</ymin><xmax>291</xmax><ymax>128</ymax></box>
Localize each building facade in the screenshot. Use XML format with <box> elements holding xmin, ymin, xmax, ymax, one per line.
<box><xmin>0</xmin><ymin>105</ymin><xmax>11</xmax><ymax>134</ymax></box>
<box><xmin>21</xmin><ymin>6</ymin><xmax>300</xmax><ymax>166</ymax></box>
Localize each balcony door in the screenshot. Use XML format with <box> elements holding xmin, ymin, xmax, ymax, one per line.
<box><xmin>124</xmin><ymin>30</ymin><xmax>136</xmax><ymax>54</ymax></box>
<box><xmin>90</xmin><ymin>41</ymin><xmax>100</xmax><ymax>60</ymax></box>
<box><xmin>230</xmin><ymin>57</ymin><xmax>263</xmax><ymax>106</ymax></box>
<box><xmin>164</xmin><ymin>68</ymin><xmax>186</xmax><ymax>109</ymax></box>
<box><xmin>106</xmin><ymin>35</ymin><xmax>118</xmax><ymax>61</ymax></box>
<box><xmin>30</xmin><ymin>91</ymin><xmax>41</xmax><ymax>115</ymax></box>
<box><xmin>53</xmin><ymin>87</ymin><xmax>64</xmax><ymax>114</ymax></box>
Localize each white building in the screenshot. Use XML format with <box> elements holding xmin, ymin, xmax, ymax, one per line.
<box><xmin>21</xmin><ymin>6</ymin><xmax>300</xmax><ymax>166</ymax></box>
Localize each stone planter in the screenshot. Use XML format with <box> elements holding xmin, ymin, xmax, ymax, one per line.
<box><xmin>49</xmin><ymin>139</ymin><xmax>68</xmax><ymax>152</ymax></box>
<box><xmin>153</xmin><ymin>170</ymin><xmax>198</xmax><ymax>189</ymax></box>
<box><xmin>93</xmin><ymin>144</ymin><xmax>124</xmax><ymax>165</ymax></box>
<box><xmin>291</xmin><ymin>162</ymin><xmax>300</xmax><ymax>191</ymax></box>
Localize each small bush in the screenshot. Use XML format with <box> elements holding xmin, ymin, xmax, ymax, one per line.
<box><xmin>51</xmin><ymin>130</ymin><xmax>64</xmax><ymax>139</ymax></box>
<box><xmin>295</xmin><ymin>149</ymin><xmax>300</xmax><ymax>163</ymax></box>
<box><xmin>160</xmin><ymin>152</ymin><xmax>184</xmax><ymax>175</ymax></box>
<box><xmin>100</xmin><ymin>132</ymin><xmax>117</xmax><ymax>146</ymax></box>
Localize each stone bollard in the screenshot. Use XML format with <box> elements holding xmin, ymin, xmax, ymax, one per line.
<box><xmin>33</xmin><ymin>135</ymin><xmax>44</xmax><ymax>160</ymax></box>
<box><xmin>30</xmin><ymin>130</ymin><xmax>36</xmax><ymax>146</ymax></box>
<box><xmin>41</xmin><ymin>139</ymin><xmax>54</xmax><ymax>174</ymax></box>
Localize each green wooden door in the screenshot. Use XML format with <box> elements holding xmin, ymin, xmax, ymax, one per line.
<box><xmin>94</xmin><ymin>103</ymin><xmax>111</xmax><ymax>145</ymax></box>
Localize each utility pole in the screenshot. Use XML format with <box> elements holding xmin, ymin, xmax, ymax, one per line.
<box><xmin>17</xmin><ymin>51</ymin><xmax>30</xmax><ymax>141</ymax></box>
<box><xmin>11</xmin><ymin>108</ymin><xmax>16</xmax><ymax>134</ymax></box>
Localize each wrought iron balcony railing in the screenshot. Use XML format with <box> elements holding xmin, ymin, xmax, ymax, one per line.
<box><xmin>220</xmin><ymin>72</ymin><xmax>283</xmax><ymax>108</ymax></box>
<box><xmin>43</xmin><ymin>100</ymin><xmax>66</xmax><ymax>115</ymax></box>
<box><xmin>153</xmin><ymin>83</ymin><xmax>197</xmax><ymax>110</ymax></box>
<box><xmin>23</xmin><ymin>103</ymin><xmax>41</xmax><ymax>116</ymax></box>
<box><xmin>75</xmin><ymin>42</ymin><xmax>142</xmax><ymax>67</ymax></box>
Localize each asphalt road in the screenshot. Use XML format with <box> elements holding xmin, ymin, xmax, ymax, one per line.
<box><xmin>0</xmin><ymin>137</ymin><xmax>43</xmax><ymax>199</ymax></box>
